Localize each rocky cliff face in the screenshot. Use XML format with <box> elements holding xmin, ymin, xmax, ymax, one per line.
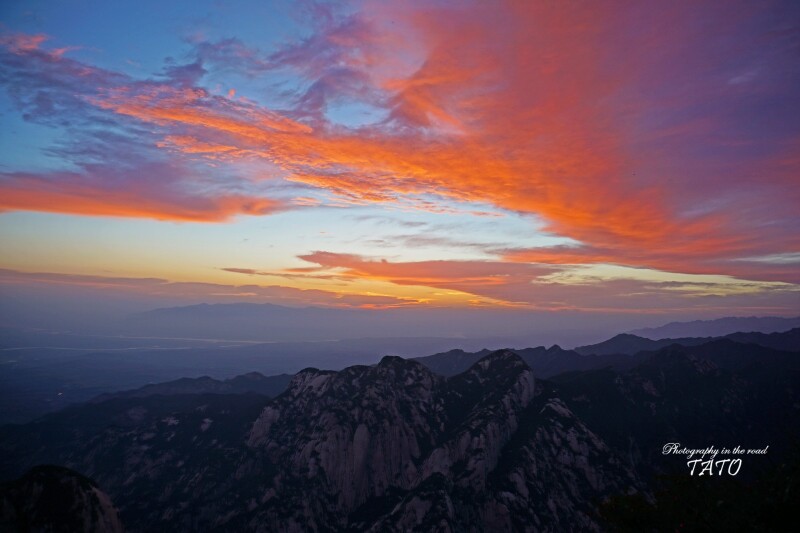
<box><xmin>0</xmin><ymin>465</ymin><xmax>124</xmax><ymax>532</ymax></box>
<box><xmin>242</xmin><ymin>351</ymin><xmax>636</xmax><ymax>532</ymax></box>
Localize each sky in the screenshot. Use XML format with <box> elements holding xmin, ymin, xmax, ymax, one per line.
<box><xmin>0</xmin><ymin>0</ymin><xmax>798</xmax><ymax>330</ymax></box>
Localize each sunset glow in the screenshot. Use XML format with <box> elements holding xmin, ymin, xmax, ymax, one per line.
<box><xmin>1</xmin><ymin>0</ymin><xmax>798</xmax><ymax>318</ymax></box>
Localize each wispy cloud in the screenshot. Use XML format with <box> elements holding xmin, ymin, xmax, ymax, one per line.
<box><xmin>0</xmin><ymin>33</ymin><xmax>286</xmax><ymax>222</ymax></box>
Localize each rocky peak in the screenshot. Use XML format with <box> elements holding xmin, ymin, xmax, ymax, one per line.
<box><xmin>243</xmin><ymin>350</ymin><xmax>545</xmax><ymax>527</ymax></box>
<box><xmin>447</xmin><ymin>350</ymin><xmax>535</xmax><ymax>414</ymax></box>
<box><xmin>457</xmin><ymin>349</ymin><xmax>531</xmax><ymax>385</ymax></box>
<box><xmin>471</xmin><ymin>348</ymin><xmax>526</xmax><ymax>370</ymax></box>
<box><xmin>378</xmin><ymin>354</ymin><xmax>411</xmax><ymax>367</ymax></box>
<box><xmin>373</xmin><ymin>355</ymin><xmax>438</xmax><ymax>385</ymax></box>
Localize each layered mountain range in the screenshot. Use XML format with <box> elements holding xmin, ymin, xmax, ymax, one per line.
<box><xmin>1</xmin><ymin>329</ymin><xmax>798</xmax><ymax>531</ymax></box>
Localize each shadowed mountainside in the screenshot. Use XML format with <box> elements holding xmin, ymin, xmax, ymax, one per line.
<box><xmin>0</xmin><ymin>465</ymin><xmax>124</xmax><ymax>533</ymax></box>
<box><xmin>1</xmin><ymin>337</ymin><xmax>798</xmax><ymax>531</ymax></box>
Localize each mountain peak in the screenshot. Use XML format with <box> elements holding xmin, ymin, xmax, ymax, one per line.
<box><xmin>611</xmin><ymin>332</ymin><xmax>643</xmax><ymax>340</ymax></box>
<box><xmin>233</xmin><ymin>371</ymin><xmax>267</xmax><ymax>380</ymax></box>
<box><xmin>471</xmin><ymin>349</ymin><xmax>528</xmax><ymax>373</ymax></box>
<box><xmin>378</xmin><ymin>354</ymin><xmax>415</xmax><ymax>367</ymax></box>
<box><xmin>447</xmin><ymin>350</ymin><xmax>535</xmax><ymax>416</ymax></box>
<box><xmin>575</xmin><ymin>332</ymin><xmax>655</xmax><ymax>356</ymax></box>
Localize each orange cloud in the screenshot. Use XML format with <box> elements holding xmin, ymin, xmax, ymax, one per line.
<box><xmin>0</xmin><ymin>170</ymin><xmax>284</xmax><ymax>222</ymax></box>
<box><xmin>295</xmin><ymin>251</ymin><xmax>556</xmax><ymax>287</ymax></box>
<box><xmin>96</xmin><ymin>86</ymin><xmax>312</xmax><ymax>136</ymax></box>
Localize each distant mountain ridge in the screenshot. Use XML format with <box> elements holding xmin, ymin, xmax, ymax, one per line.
<box><xmin>90</xmin><ymin>371</ymin><xmax>292</xmax><ymax>403</ymax></box>
<box><xmin>73</xmin><ymin>327</ymin><xmax>800</xmax><ymax>415</ymax></box>
<box><xmin>629</xmin><ymin>316</ymin><xmax>800</xmax><ymax>339</ymax></box>
<box><xmin>413</xmin><ymin>345</ymin><xmax>637</xmax><ymax>378</ymax></box>
<box><xmin>0</xmin><ymin>334</ymin><xmax>523</xmax><ymax>425</ymax></box>
<box><xmin>6</xmin><ymin>325</ymin><xmax>796</xmax><ymax>426</ymax></box>
<box><xmin>413</xmin><ymin>328</ymin><xmax>800</xmax><ymax>377</ymax></box>
<box><xmin>575</xmin><ymin>327</ymin><xmax>800</xmax><ymax>356</ymax></box>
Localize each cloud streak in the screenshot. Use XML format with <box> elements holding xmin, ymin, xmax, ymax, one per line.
<box><xmin>287</xmin><ymin>251</ymin><xmax>799</xmax><ymax>313</ymax></box>
<box><xmin>0</xmin><ymin>268</ymin><xmax>416</xmax><ymax>309</ymax></box>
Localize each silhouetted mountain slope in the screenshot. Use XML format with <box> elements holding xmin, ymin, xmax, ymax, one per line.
<box><xmin>575</xmin><ymin>327</ymin><xmax>800</xmax><ymax>356</ymax></box>
<box><xmin>551</xmin><ymin>342</ymin><xmax>800</xmax><ymax>478</ymax></box>
<box><xmin>90</xmin><ymin>371</ymin><xmax>291</xmax><ymax>403</ymax></box>
<box><xmin>516</xmin><ymin>345</ymin><xmax>638</xmax><ymax>375</ymax></box>
<box><xmin>574</xmin><ymin>333</ymin><xmax>705</xmax><ymax>355</ymax></box>
<box><xmin>629</xmin><ymin>316</ymin><xmax>800</xmax><ymax>339</ymax></box>
<box><xmin>681</xmin><ymin>338</ymin><xmax>798</xmax><ymax>371</ymax></box>
<box><xmin>600</xmin><ymin>450</ymin><xmax>800</xmax><ymax>532</ymax></box>
<box><xmin>724</xmin><ymin>327</ymin><xmax>800</xmax><ymax>352</ymax></box>
<box><xmin>414</xmin><ymin>345</ymin><xmax>635</xmax><ymax>378</ymax></box>
<box><xmin>0</xmin><ymin>465</ymin><xmax>124</xmax><ymax>533</ymax></box>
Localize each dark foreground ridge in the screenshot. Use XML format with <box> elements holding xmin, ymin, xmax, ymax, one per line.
<box><xmin>0</xmin><ymin>465</ymin><xmax>124</xmax><ymax>533</ymax></box>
